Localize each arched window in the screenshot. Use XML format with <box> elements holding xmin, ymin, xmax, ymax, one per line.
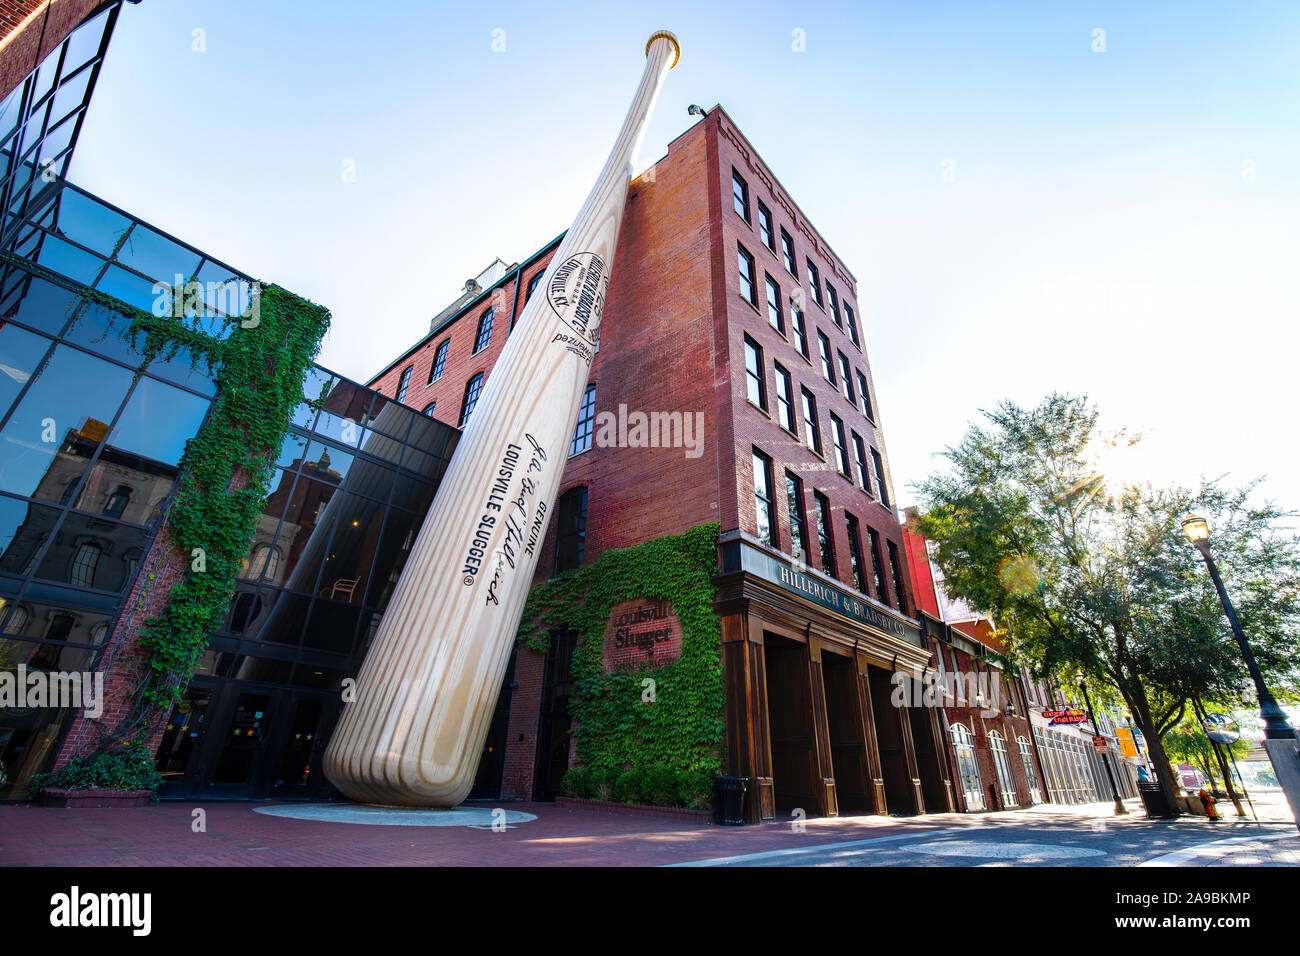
<box><xmin>102</xmin><ymin>484</ymin><xmax>131</xmax><ymax>518</ymax></box>
<box><xmin>422</xmin><ymin>402</ymin><xmax>437</xmax><ymax>417</ymax></box>
<box><xmin>1018</xmin><ymin>736</ymin><xmax>1042</xmax><ymax>804</ymax></box>
<box><xmin>69</xmin><ymin>541</ymin><xmax>101</xmax><ymax>588</ymax></box>
<box><xmin>427</xmin><ymin>340</ymin><xmax>449</xmax><ymax>384</ymax></box>
<box><xmin>458</xmin><ymin>373</ymin><xmax>484</xmax><ymax>427</ymax></box>
<box><xmin>554</xmin><ymin>486</ymin><xmax>587</xmax><ymax>575</ymax></box>
<box><xmin>2</xmin><ymin>603</ymin><xmax>29</xmax><ymax>635</ymax></box>
<box><xmin>474</xmin><ymin>308</ymin><xmax>495</xmax><ymax>353</ymax></box>
<box><xmin>988</xmin><ymin>729</ymin><xmax>1019</xmax><ymax>808</ymax></box>
<box><xmin>396</xmin><ymin>365</ymin><xmax>413</xmax><ymax>402</ymax></box>
<box><xmin>252</xmin><ymin>545</ymin><xmax>280</xmax><ymax>581</ymax></box>
<box><xmin>949</xmin><ymin>723</ymin><xmax>983</xmax><ymax>810</ymax></box>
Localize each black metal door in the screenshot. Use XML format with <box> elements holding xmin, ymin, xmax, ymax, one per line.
<box><xmin>533</xmin><ymin>627</ymin><xmax>576</xmax><ymax>801</ymax></box>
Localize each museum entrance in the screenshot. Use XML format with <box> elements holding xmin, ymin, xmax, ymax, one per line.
<box><xmin>155</xmin><ymin>678</ymin><xmax>339</xmax><ymax>799</ymax></box>
<box><xmin>533</xmin><ymin>626</ymin><xmax>577</xmax><ymax>801</ymax></box>
<box><xmin>469</xmin><ymin>649</ymin><xmax>516</xmax><ymax>800</ymax></box>
<box><xmin>867</xmin><ymin>664</ymin><xmax>917</xmax><ymax>814</ymax></box>
<box><xmin>763</xmin><ymin>633</ymin><xmax>819</xmax><ymax>815</ymax></box>
<box><xmin>819</xmin><ymin>650</ymin><xmax>873</xmax><ymax>814</ymax></box>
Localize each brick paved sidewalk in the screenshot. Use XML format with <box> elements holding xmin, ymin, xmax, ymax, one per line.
<box><xmin>1137</xmin><ymin>831</ymin><xmax>1300</xmax><ymax>867</ymax></box>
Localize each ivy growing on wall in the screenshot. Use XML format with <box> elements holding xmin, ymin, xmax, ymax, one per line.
<box><xmin>6</xmin><ymin>254</ymin><xmax>330</xmax><ymax>791</ymax></box>
<box><xmin>516</xmin><ymin>523</ymin><xmax>725</xmax><ymax>807</ymax></box>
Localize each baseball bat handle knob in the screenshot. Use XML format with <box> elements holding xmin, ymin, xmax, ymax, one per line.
<box><xmin>646</xmin><ymin>30</ymin><xmax>680</xmax><ymax>68</ymax></box>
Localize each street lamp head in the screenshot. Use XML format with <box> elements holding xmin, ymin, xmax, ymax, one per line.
<box><xmin>1182</xmin><ymin>514</ymin><xmax>1210</xmax><ymax>544</ymax></box>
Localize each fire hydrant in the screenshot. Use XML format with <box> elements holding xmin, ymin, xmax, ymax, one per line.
<box><xmin>1197</xmin><ymin>787</ymin><xmax>1222</xmax><ymax>821</ymax></box>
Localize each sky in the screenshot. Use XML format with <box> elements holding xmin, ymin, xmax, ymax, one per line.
<box><xmin>70</xmin><ymin>0</ymin><xmax>1300</xmax><ymax>515</ymax></box>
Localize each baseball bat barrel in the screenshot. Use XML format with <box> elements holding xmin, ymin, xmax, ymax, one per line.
<box><xmin>323</xmin><ymin>31</ymin><xmax>680</xmax><ymax>806</ymax></box>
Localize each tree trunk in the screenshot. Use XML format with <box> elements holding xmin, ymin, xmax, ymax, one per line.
<box><xmin>1121</xmin><ymin>683</ymin><xmax>1181</xmax><ymax>816</ymax></box>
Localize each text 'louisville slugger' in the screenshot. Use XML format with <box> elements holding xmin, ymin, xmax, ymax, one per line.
<box><xmin>323</xmin><ymin>31</ymin><xmax>681</xmax><ymax>805</ymax></box>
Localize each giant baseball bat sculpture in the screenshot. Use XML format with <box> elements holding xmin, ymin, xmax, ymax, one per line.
<box><xmin>323</xmin><ymin>31</ymin><xmax>680</xmax><ymax>806</ymax></box>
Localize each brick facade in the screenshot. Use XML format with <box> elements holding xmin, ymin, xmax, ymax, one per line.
<box><xmin>0</xmin><ymin>0</ymin><xmax>104</xmax><ymax>103</ymax></box>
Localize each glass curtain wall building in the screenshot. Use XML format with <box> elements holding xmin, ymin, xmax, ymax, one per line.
<box><xmin>0</xmin><ymin>183</ymin><xmax>458</xmax><ymax>799</ymax></box>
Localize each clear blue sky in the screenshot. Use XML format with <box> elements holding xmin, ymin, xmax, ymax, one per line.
<box><xmin>71</xmin><ymin>0</ymin><xmax>1300</xmax><ymax>513</ymax></box>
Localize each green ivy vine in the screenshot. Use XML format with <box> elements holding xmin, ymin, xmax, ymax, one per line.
<box><xmin>516</xmin><ymin>523</ymin><xmax>726</xmax><ymax>806</ymax></box>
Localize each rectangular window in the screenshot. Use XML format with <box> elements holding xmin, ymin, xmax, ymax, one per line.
<box><xmin>871</xmin><ymin>447</ymin><xmax>890</xmax><ymax>508</ymax></box>
<box><xmin>732</xmin><ymin>168</ymin><xmax>749</xmax><ymax>222</ymax></box>
<box><xmin>852</xmin><ymin>431</ymin><xmax>870</xmax><ymax>494</ymax></box>
<box><xmin>428</xmin><ymin>339</ymin><xmax>449</xmax><ymax>384</ymax></box>
<box><xmin>888</xmin><ymin>540</ymin><xmax>908</xmax><ymax>616</ymax></box>
<box><xmin>827</xmin><ymin>282</ymin><xmax>842</xmax><ymax>327</ymax></box>
<box><xmin>570</xmin><ymin>383</ymin><xmax>595</xmax><ymax>456</ymax></box>
<box><xmin>838</xmin><ymin>352</ymin><xmax>855</xmax><ymax>403</ymax></box>
<box><xmin>807</xmin><ymin>259</ymin><xmax>823</xmax><ymax>306</ymax></box>
<box><xmin>791</xmin><ymin>302</ymin><xmax>808</xmax><ymax>358</ymax></box>
<box><xmin>773</xmin><ymin>362</ymin><xmax>796</xmax><ymax>433</ymax></box>
<box><xmin>845</xmin><ymin>513</ymin><xmax>866</xmax><ymax>592</ymax></box>
<box><xmin>856</xmin><ymin>370</ymin><xmax>873</xmax><ymax>421</ymax></box>
<box><xmin>830</xmin><ymin>413</ymin><xmax>849</xmax><ymax>476</ymax></box>
<box><xmin>814</xmin><ymin>491</ymin><xmax>836</xmax><ymax>577</ymax></box>
<box><xmin>753</xmin><ymin>449</ymin><xmax>776</xmax><ymax>546</ymax></box>
<box><xmin>474</xmin><ymin>308</ymin><xmax>495</xmax><ymax>353</ymax></box>
<box><xmin>818</xmin><ymin>331</ymin><xmax>835</xmax><ymax>385</ymax></box>
<box><xmin>758</xmin><ymin>200</ymin><xmax>774</xmax><ymax>251</ymax></box>
<box><xmin>554</xmin><ymin>486</ymin><xmax>587</xmax><ymax>574</ymax></box>
<box><xmin>868</xmin><ymin>526</ymin><xmax>889</xmax><ymax>605</ymax></box>
<box><xmin>786</xmin><ymin>471</ymin><xmax>807</xmax><ymax>563</ymax></box>
<box><xmin>800</xmin><ymin>387</ymin><xmax>821</xmax><ymax>454</ymax></box>
<box><xmin>781</xmin><ymin>228</ymin><xmax>796</xmax><ymax>276</ymax></box>
<box><xmin>744</xmin><ymin>336</ymin><xmax>766</xmax><ymax>410</ymax></box>
<box><xmin>737</xmin><ymin>243</ymin><xmax>756</xmax><ymax>305</ymax></box>
<box><xmin>525</xmin><ymin>271</ymin><xmax>543</xmax><ymax>302</ymax></box>
<box><xmin>396</xmin><ymin>365</ymin><xmax>412</xmax><ymax>403</ymax></box>
<box><xmin>765</xmin><ymin>275</ymin><xmax>783</xmax><ymax>334</ymax></box>
<box><xmin>845</xmin><ymin>303</ymin><xmax>860</xmax><ymax>347</ymax></box>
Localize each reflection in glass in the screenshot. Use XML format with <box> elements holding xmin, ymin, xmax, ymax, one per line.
<box><xmin>0</xmin><ymin>345</ymin><xmax>133</xmax><ymax>502</ymax></box>
<box><xmin>0</xmin><ymin>270</ymin><xmax>84</xmax><ymax>337</ymax></box>
<box><xmin>46</xmin><ymin>186</ymin><xmax>129</xmax><ymax>255</ymax></box>
<box><xmin>113</xmin><ymin>224</ymin><xmax>201</xmax><ymax>284</ymax></box>
<box><xmin>33</xmin><ymin>512</ymin><xmax>151</xmax><ymax>593</ymax></box>
<box><xmin>0</xmin><ymin>323</ymin><xmax>52</xmax><ymax>420</ymax></box>
<box><xmin>110</xmin><ymin>376</ymin><xmax>211</xmax><ymax>467</ymax></box>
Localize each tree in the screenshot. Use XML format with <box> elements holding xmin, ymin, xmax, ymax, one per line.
<box><xmin>915</xmin><ymin>393</ymin><xmax>1300</xmax><ymax>814</ymax></box>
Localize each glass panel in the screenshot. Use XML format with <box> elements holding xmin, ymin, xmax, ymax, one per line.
<box><xmin>0</xmin><ymin>345</ymin><xmax>133</xmax><ymax>502</ymax></box>
<box><xmin>273</xmin><ymin>698</ymin><xmax>323</xmax><ymax>788</ymax></box>
<box><xmin>143</xmin><ymin>343</ymin><xmax>218</xmax><ymax>396</ymax></box>
<box><xmin>314</xmin><ymin>491</ymin><xmax>386</xmax><ymax>602</ymax></box>
<box><xmin>314</xmin><ymin>377</ymin><xmax>371</xmax><ymax>428</ymax></box>
<box><xmin>109</xmin><ymin>376</ymin><xmax>210</xmax><ymax>468</ymax></box>
<box><xmin>0</xmin><ymin>271</ymin><xmax>82</xmax><ymax>337</ymax></box>
<box><xmin>32</xmin><ymin>232</ymin><xmax>104</xmax><ymax>286</ymax></box>
<box><xmin>272</xmin><ymin>474</ymin><xmax>342</xmax><ymax>595</ymax></box>
<box><xmin>362</xmin><ymin>392</ymin><xmax>411</xmax><ymax>442</ymax></box>
<box><xmin>37</xmin><ymin>113</ymin><xmax>77</xmax><ymax>167</ymax></box>
<box><xmin>113</xmin><ymin>225</ymin><xmax>201</xmax><ymax>284</ymax></box>
<box><xmin>155</xmin><ymin>687</ymin><xmax>212</xmax><ymax>782</ymax></box>
<box><xmin>275</xmin><ymin>430</ymin><xmax>310</xmax><ymax>469</ymax></box>
<box><xmin>47</xmin><ymin>188</ymin><xmax>130</xmax><ymax>256</ymax></box>
<box><xmin>60</xmin><ymin>8</ymin><xmax>110</xmax><ymax>75</ymax></box>
<box><xmin>388</xmin><ymin>469</ymin><xmax>436</xmax><ymax>514</ymax></box>
<box><xmin>364</xmin><ymin>507</ymin><xmax>419</xmax><ymax>611</ymax></box>
<box><xmin>0</xmin><ymin>494</ymin><xmax>60</xmax><ymax>578</ymax></box>
<box><xmin>64</xmin><ymin>295</ymin><xmax>151</xmax><ymax>367</ymax></box>
<box><xmin>32</xmin><ymin>512</ymin><xmax>150</xmax><ymax>594</ymax></box>
<box><xmin>49</xmin><ymin>66</ymin><xmax>93</xmax><ymax>127</ymax></box>
<box><xmin>95</xmin><ymin>264</ymin><xmax>164</xmax><ymax>314</ymax></box>
<box><xmin>301</xmin><ymin>598</ymin><xmax>361</xmax><ymax>654</ymax></box>
<box><xmin>0</xmin><ymin>323</ymin><xmax>52</xmax><ymax>420</ymax></box>
<box><xmin>210</xmin><ymin>692</ymin><xmax>272</xmax><ymax>785</ymax></box>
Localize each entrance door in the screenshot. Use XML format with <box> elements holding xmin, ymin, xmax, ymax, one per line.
<box><xmin>906</xmin><ymin>693</ymin><xmax>949</xmax><ymax>812</ymax></box>
<box><xmin>207</xmin><ymin>691</ymin><xmax>273</xmax><ymax>795</ymax></box>
<box><xmin>533</xmin><ymin>627</ymin><xmax>576</xmax><ymax>801</ymax></box>
<box><xmin>867</xmin><ymin>665</ymin><xmax>916</xmax><ymax>814</ymax></box>
<box><xmin>820</xmin><ymin>651</ymin><xmax>871</xmax><ymax>813</ymax></box>
<box><xmin>269</xmin><ymin>697</ymin><xmax>324</xmax><ymax>797</ymax></box>
<box><xmin>469</xmin><ymin>649</ymin><xmax>516</xmax><ymax>800</ymax></box>
<box><xmin>763</xmin><ymin>634</ymin><xmax>819</xmax><ymax>815</ymax></box>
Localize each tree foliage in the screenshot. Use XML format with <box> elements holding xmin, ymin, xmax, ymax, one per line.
<box><xmin>915</xmin><ymin>392</ymin><xmax>1300</xmax><ymax>808</ymax></box>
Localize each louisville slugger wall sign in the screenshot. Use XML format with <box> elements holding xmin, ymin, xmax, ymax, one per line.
<box><xmin>323</xmin><ymin>32</ymin><xmax>681</xmax><ymax>806</ymax></box>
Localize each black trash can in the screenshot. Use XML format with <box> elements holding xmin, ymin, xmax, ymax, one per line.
<box><xmin>712</xmin><ymin>775</ymin><xmax>748</xmax><ymax>826</ymax></box>
<box><xmin>1137</xmin><ymin>780</ymin><xmax>1177</xmax><ymax>818</ymax></box>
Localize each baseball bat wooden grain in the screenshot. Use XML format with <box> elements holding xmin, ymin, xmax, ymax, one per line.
<box><xmin>323</xmin><ymin>31</ymin><xmax>680</xmax><ymax>806</ymax></box>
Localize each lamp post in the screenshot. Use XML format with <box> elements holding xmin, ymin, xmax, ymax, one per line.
<box><xmin>1183</xmin><ymin>514</ymin><xmax>1300</xmax><ymax>834</ymax></box>
<box><xmin>1078</xmin><ymin>679</ymin><xmax>1128</xmax><ymax>815</ymax></box>
<box><xmin>1180</xmin><ymin>515</ymin><xmax>1295</xmax><ymax>741</ymax></box>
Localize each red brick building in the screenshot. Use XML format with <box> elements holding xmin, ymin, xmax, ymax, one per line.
<box><xmin>369</xmin><ymin>107</ymin><xmax>951</xmax><ymax>823</ymax></box>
